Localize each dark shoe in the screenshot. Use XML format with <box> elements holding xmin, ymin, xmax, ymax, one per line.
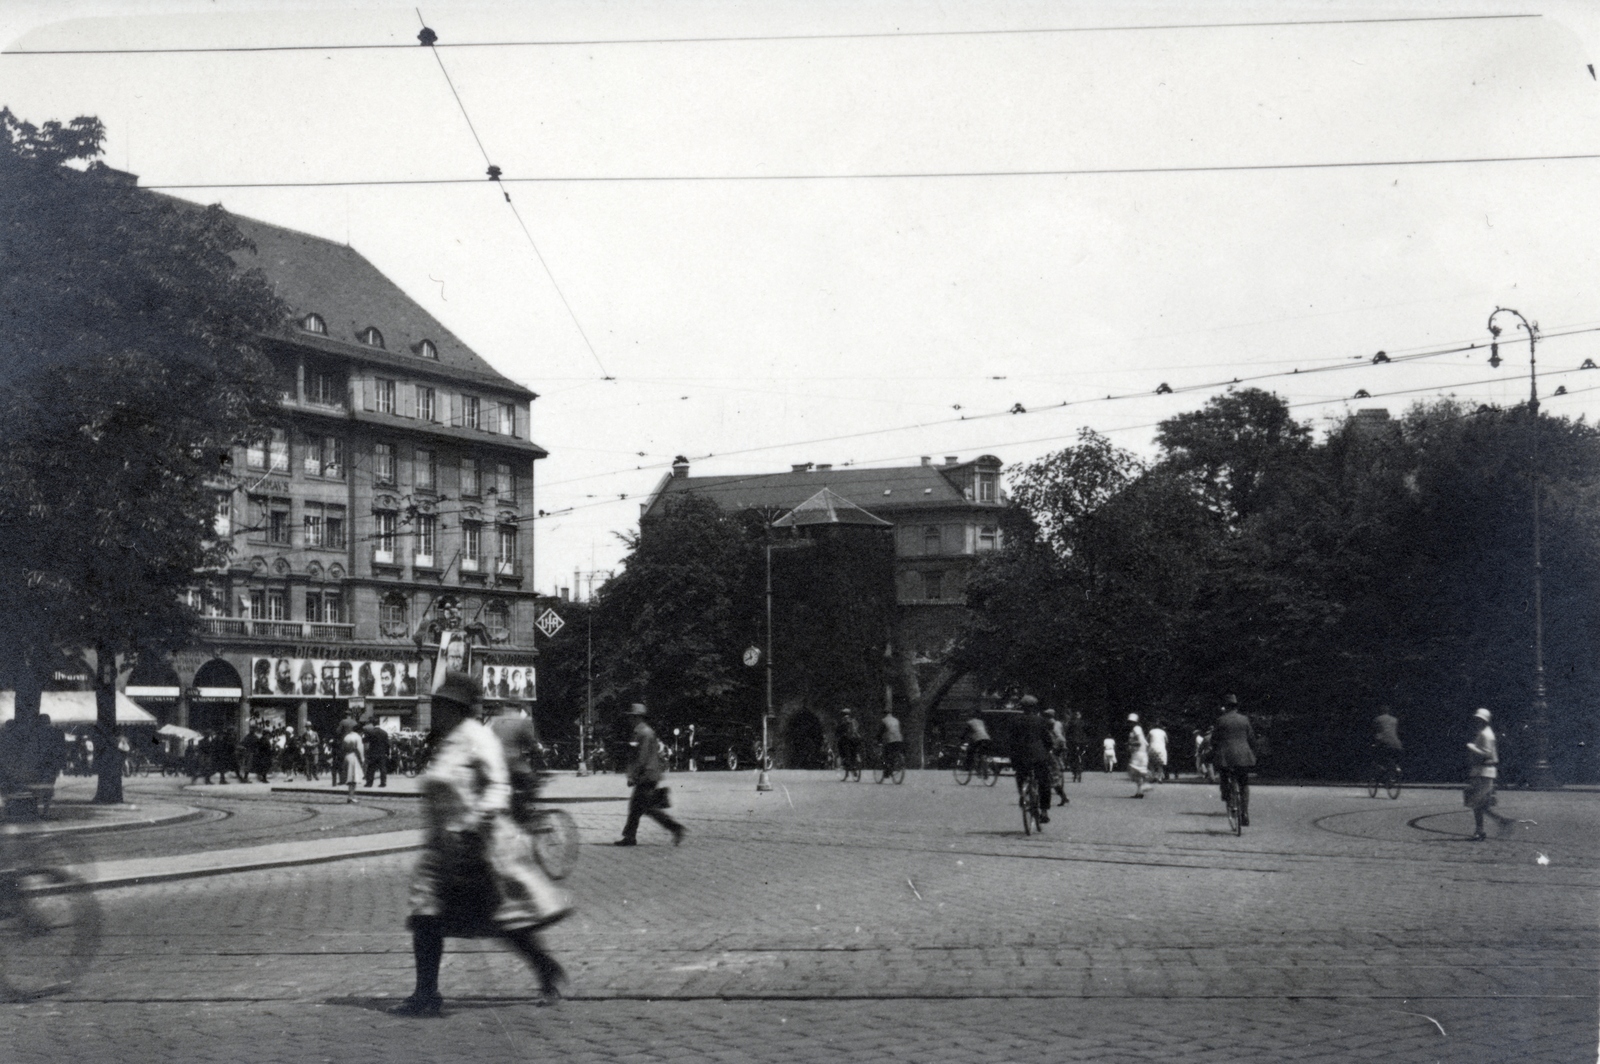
<box><xmin>388</xmin><ymin>995</ymin><xmax>443</xmax><ymax>1017</ymax></box>
<box><xmin>613</xmin><ymin>838</ymin><xmax>637</xmax><ymax>847</ymax></box>
<box><xmin>672</xmin><ymin>827</ymin><xmax>686</xmax><ymax>847</ymax></box>
<box><xmin>1240</xmin><ymin>815</ymin><xmax>1250</xmax><ymax>827</ymax></box>
<box><xmin>1470</xmin><ymin>832</ymin><xmax>1487</xmax><ymax>841</ymax></box>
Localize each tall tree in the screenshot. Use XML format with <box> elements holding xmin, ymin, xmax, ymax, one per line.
<box><xmin>0</xmin><ymin>110</ymin><xmax>286</xmax><ymax>802</ymax></box>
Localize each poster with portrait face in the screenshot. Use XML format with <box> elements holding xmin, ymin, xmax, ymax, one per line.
<box><xmin>432</xmin><ymin>629</ymin><xmax>473</xmax><ymax>693</ymax></box>
<box><xmin>253</xmin><ymin>658</ymin><xmax>420</xmax><ymax>700</ymax></box>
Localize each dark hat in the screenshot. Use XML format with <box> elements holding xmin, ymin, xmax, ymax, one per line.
<box><xmin>628</xmin><ymin>703</ymin><xmax>648</xmax><ymax>716</ymax></box>
<box><xmin>1224</xmin><ymin>694</ymin><xmax>1239</xmax><ymax>705</ymax></box>
<box><xmin>432</xmin><ymin>670</ymin><xmax>481</xmax><ymax>709</ymax></box>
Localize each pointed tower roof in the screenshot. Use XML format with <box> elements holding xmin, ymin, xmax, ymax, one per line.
<box><xmin>771</xmin><ymin>487</ymin><xmax>893</xmax><ymax>528</ymax></box>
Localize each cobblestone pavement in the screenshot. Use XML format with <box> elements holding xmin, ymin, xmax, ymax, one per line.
<box><xmin>3</xmin><ymin>771</ymin><xmax>1593</xmax><ymax>1062</ymax></box>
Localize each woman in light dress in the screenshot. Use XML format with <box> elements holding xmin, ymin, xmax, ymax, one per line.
<box><xmin>1126</xmin><ymin>713</ymin><xmax>1153</xmax><ymax>797</ymax></box>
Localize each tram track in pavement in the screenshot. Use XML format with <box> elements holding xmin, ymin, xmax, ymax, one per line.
<box><xmin>68</xmin><ymin>778</ymin><xmax>420</xmax><ymax>864</ymax></box>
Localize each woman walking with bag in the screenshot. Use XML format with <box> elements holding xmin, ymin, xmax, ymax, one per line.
<box><xmin>390</xmin><ymin>671</ymin><xmax>572</xmax><ymax>1017</ymax></box>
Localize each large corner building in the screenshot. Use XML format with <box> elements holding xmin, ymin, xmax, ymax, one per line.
<box><xmin>128</xmin><ymin>208</ymin><xmax>546</xmax><ymax>737</ymax></box>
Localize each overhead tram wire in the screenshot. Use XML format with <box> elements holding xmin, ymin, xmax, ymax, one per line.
<box><xmin>2</xmin><ymin>13</ymin><xmax>1538</xmax><ymax>56</ymax></box>
<box><xmin>415</xmin><ymin>13</ymin><xmax>614</xmax><ymax>382</ymax></box>
<box><xmin>532</xmin><ymin>325</ymin><xmax>1600</xmax><ymax>491</ymax></box>
<box><xmin>143</xmin><ymin>150</ymin><xmax>1600</xmax><ymax>191</ymax></box>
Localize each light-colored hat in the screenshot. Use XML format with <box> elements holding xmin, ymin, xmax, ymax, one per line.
<box><xmin>1473</xmin><ymin>707</ymin><xmax>1492</xmax><ymax>722</ymax></box>
<box><xmin>1127</xmin><ymin>713</ymin><xmax>1140</xmax><ymax>722</ymax></box>
<box><xmin>628</xmin><ymin>703</ymin><xmax>649</xmax><ymax>716</ymax></box>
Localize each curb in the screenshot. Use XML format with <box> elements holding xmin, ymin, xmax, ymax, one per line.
<box><xmin>53</xmin><ymin>829</ymin><xmax>425</xmax><ymax>894</ymax></box>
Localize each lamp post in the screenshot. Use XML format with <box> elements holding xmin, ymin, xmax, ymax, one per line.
<box><xmin>1487</xmin><ymin>307</ymin><xmax>1556</xmax><ymax>789</ymax></box>
<box><xmin>758</xmin><ymin>539</ymin><xmax>775</xmax><ymax>792</ymax></box>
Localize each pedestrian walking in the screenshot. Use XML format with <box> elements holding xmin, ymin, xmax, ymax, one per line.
<box><xmin>1126</xmin><ymin>714</ymin><xmax>1153</xmax><ymax>797</ymax></box>
<box><xmin>1148</xmin><ymin>722</ymin><xmax>1169</xmax><ymax>781</ymax></box>
<box><xmin>1101</xmin><ymin>735</ymin><xmax>1117</xmax><ymax>773</ymax></box>
<box><xmin>390</xmin><ymin>671</ymin><xmax>571</xmax><ymax>1017</ymax></box>
<box><xmin>363</xmin><ymin>720</ymin><xmax>391</xmax><ymax>788</ymax></box>
<box><xmin>341</xmin><ymin>724</ymin><xmax>364</xmax><ymax>804</ymax></box>
<box><xmin>614</xmin><ymin>703</ymin><xmax>684</xmax><ymax>846</ymax></box>
<box><xmin>1465</xmin><ymin>707</ymin><xmax>1514</xmax><ymax>840</ymax></box>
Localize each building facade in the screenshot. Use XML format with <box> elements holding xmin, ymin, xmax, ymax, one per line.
<box><xmin>128</xmin><ymin>210</ymin><xmax>547</xmax><ymax>737</ymax></box>
<box><xmin>639</xmin><ymin>454</ymin><xmax>1004</xmax><ymax>751</ymax></box>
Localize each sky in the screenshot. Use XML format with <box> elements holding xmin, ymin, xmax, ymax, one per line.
<box><xmin>6</xmin><ymin>0</ymin><xmax>1600</xmax><ymax>597</ymax></box>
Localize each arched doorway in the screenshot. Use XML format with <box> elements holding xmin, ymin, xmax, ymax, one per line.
<box><xmin>191</xmin><ymin>659</ymin><xmax>243</xmax><ymax>733</ymax></box>
<box><xmin>781</xmin><ymin>710</ymin><xmax>828</xmax><ymax>769</ymax></box>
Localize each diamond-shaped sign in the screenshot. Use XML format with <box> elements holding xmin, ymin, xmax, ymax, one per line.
<box><xmin>536</xmin><ymin>609</ymin><xmax>565</xmax><ymax>638</ymax></box>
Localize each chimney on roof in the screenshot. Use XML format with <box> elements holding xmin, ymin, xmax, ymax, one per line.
<box><xmin>920</xmin><ymin>456</ymin><xmax>931</xmax><ymax>466</ymax></box>
<box><xmin>671</xmin><ymin>456</ymin><xmax>690</xmax><ymax>478</ymax></box>
<box><xmin>791</xmin><ymin>463</ymin><xmax>813</xmax><ymax>473</ymax></box>
<box><xmin>943</xmin><ymin>456</ymin><xmax>959</xmax><ymax>466</ymax></box>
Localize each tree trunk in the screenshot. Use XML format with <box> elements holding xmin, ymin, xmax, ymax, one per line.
<box><xmin>93</xmin><ymin>643</ymin><xmax>123</xmax><ymax>804</ymax></box>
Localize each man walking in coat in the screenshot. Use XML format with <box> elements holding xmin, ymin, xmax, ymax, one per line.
<box><xmin>1212</xmin><ymin>694</ymin><xmax>1258</xmax><ymax>826</ymax></box>
<box><xmin>614</xmin><ymin>704</ymin><xmax>685</xmax><ymax>846</ymax></box>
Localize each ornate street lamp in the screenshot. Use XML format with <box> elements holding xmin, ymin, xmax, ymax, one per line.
<box><xmin>1486</xmin><ymin>307</ymin><xmax>1556</xmax><ymax>789</ymax></box>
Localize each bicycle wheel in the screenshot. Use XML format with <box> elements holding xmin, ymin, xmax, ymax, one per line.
<box><xmin>874</xmin><ymin>764</ymin><xmax>886</xmax><ymax>784</ymax></box>
<box><xmin>0</xmin><ymin>840</ymin><xmax>102</xmax><ymax>1001</ymax></box>
<box><xmin>845</xmin><ymin>761</ymin><xmax>860</xmax><ymax>783</ymax></box>
<box><xmin>1366</xmin><ymin>776</ymin><xmax>1379</xmax><ymax>799</ymax></box>
<box><xmin>1385</xmin><ymin>768</ymin><xmax>1402</xmax><ymax>800</ymax></box>
<box><xmin>1225</xmin><ymin>785</ymin><xmax>1242</xmax><ymax>836</ymax></box>
<box><xmin>892</xmin><ymin>759</ymin><xmax>906</xmax><ymax>785</ymax></box>
<box><xmin>530</xmin><ymin>809</ymin><xmax>580</xmax><ymax>880</ymax></box>
<box><xmin>953</xmin><ymin>753</ymin><xmax>972</xmax><ymax>786</ymax></box>
<box><xmin>982</xmin><ymin>759</ymin><xmax>999</xmax><ymax>786</ymax></box>
<box><xmin>1020</xmin><ymin>778</ymin><xmax>1037</xmax><ymax>835</ymax></box>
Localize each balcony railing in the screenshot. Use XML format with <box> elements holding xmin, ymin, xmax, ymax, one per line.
<box><xmin>494</xmin><ymin>557</ymin><xmax>522</xmax><ymax>581</ymax></box>
<box><xmin>198</xmin><ymin>618</ymin><xmax>356</xmax><ymax>640</ymax></box>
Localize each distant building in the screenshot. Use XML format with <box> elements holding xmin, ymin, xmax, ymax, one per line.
<box><xmin>640</xmin><ymin>455</ymin><xmax>1004</xmax><ymax>750</ymax></box>
<box><xmin>125</xmin><ymin>204</ymin><xmax>547</xmax><ymax>738</ymax></box>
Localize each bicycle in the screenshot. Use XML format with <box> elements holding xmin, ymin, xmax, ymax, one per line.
<box><xmin>0</xmin><ymin>821</ymin><xmax>102</xmax><ymax>1001</ymax></box>
<box><xmin>839</xmin><ymin>744</ymin><xmax>862</xmax><ymax>783</ymax></box>
<box><xmin>1018</xmin><ymin>771</ymin><xmax>1043</xmax><ymax>835</ymax></box>
<box><xmin>874</xmin><ymin>745</ymin><xmax>906</xmax><ymax>785</ymax></box>
<box><xmin>1222</xmin><ymin>772</ymin><xmax>1244</xmax><ymax>836</ymax></box>
<box><xmin>512</xmin><ymin>772</ymin><xmax>580</xmax><ymax>880</ymax></box>
<box><xmin>1367</xmin><ymin>759</ymin><xmax>1402</xmax><ymax>800</ymax></box>
<box><xmin>953</xmin><ymin>742</ymin><xmax>994</xmax><ymax>786</ymax></box>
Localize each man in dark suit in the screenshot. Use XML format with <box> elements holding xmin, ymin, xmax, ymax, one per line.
<box><xmin>1211</xmin><ymin>694</ymin><xmax>1257</xmax><ymax>826</ymax></box>
<box><xmin>1007</xmin><ymin>696</ymin><xmax>1054</xmax><ymax>825</ymax></box>
<box><xmin>614</xmin><ymin>703</ymin><xmax>684</xmax><ymax>847</ymax></box>
<box><xmin>363</xmin><ymin>720</ymin><xmax>391</xmax><ymax>788</ymax></box>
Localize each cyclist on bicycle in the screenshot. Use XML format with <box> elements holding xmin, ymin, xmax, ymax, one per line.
<box><xmin>1043</xmin><ymin>708</ymin><xmax>1069</xmax><ymax>805</ymax></box>
<box><xmin>1212</xmin><ymin>694</ymin><xmax>1257</xmax><ymax>827</ymax></box>
<box><xmin>837</xmin><ymin>708</ymin><xmax>862</xmax><ymax>771</ymax></box>
<box><xmin>878</xmin><ymin>708</ymin><xmax>905</xmax><ymax>773</ymax></box>
<box><xmin>1008</xmin><ymin>696</ymin><xmax>1053</xmax><ymax>824</ymax></box>
<box><xmin>961</xmin><ymin>710</ymin><xmax>991</xmax><ymax>774</ymax></box>
<box><xmin>1371</xmin><ymin>705</ymin><xmax>1402</xmax><ymax>778</ymax></box>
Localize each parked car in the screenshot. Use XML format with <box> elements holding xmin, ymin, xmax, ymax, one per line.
<box><xmin>685</xmin><ymin>723</ymin><xmax>761</xmax><ymax>771</ymax></box>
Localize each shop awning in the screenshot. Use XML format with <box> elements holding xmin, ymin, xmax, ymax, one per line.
<box><xmin>0</xmin><ymin>691</ymin><xmax>158</xmax><ymax>725</ymax></box>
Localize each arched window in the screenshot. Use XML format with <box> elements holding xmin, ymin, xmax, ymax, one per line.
<box><xmin>359</xmin><ymin>326</ymin><xmax>385</xmax><ymax>349</ymax></box>
<box><xmin>302</xmin><ymin>313</ymin><xmax>327</xmax><ymax>334</ymax></box>
<box><xmin>419</xmin><ymin>339</ymin><xmax>438</xmax><ymax>360</ymax></box>
<box><xmin>379</xmin><ymin>592</ymin><xmax>409</xmax><ymax>637</ymax></box>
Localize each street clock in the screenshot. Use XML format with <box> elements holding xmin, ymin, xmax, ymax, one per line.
<box><xmin>742</xmin><ymin>645</ymin><xmax>763</xmax><ymax>667</ymax></box>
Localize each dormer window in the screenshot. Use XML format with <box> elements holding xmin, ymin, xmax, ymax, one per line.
<box><xmin>419</xmin><ymin>339</ymin><xmax>438</xmax><ymax>360</ymax></box>
<box><xmin>359</xmin><ymin>326</ymin><xmax>384</xmax><ymax>349</ymax></box>
<box><xmin>302</xmin><ymin>313</ymin><xmax>327</xmax><ymax>334</ymax></box>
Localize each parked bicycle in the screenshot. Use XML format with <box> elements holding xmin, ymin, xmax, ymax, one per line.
<box><xmin>0</xmin><ymin>823</ymin><xmax>101</xmax><ymax>1001</ymax></box>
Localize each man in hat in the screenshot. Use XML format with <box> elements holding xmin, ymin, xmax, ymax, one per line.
<box><xmin>1007</xmin><ymin>696</ymin><xmax>1053</xmax><ymax>824</ymax></box>
<box><xmin>1211</xmin><ymin>695</ymin><xmax>1257</xmax><ymax>825</ymax></box>
<box><xmin>392</xmin><ymin>670</ymin><xmax>569</xmax><ymax>1016</ymax></box>
<box><xmin>1465</xmin><ymin>707</ymin><xmax>1514</xmax><ymax>840</ymax></box>
<box><xmin>837</xmin><ymin>707</ymin><xmax>863</xmax><ymax>776</ymax></box>
<box><xmin>615</xmin><ymin>704</ymin><xmax>684</xmax><ymax>846</ymax></box>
